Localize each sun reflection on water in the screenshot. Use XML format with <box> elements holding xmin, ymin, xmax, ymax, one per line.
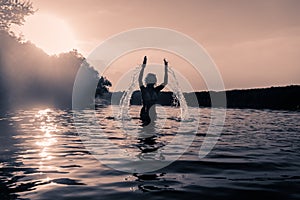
<box><xmin>33</xmin><ymin>108</ymin><xmax>60</xmax><ymax>176</ymax></box>
<box><xmin>35</xmin><ymin>109</ymin><xmax>58</xmax><ymax>162</ymax></box>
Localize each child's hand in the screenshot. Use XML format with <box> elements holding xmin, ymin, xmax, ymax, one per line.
<box><xmin>142</xmin><ymin>56</ymin><xmax>147</xmax><ymax>66</ymax></box>
<box><xmin>164</xmin><ymin>58</ymin><xmax>168</xmax><ymax>67</ymax></box>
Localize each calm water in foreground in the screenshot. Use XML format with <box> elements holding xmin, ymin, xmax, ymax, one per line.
<box><xmin>0</xmin><ymin>106</ymin><xmax>299</xmax><ymax>200</ymax></box>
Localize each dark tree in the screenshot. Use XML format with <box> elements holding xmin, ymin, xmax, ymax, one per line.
<box><xmin>0</xmin><ymin>0</ymin><xmax>35</xmax><ymax>32</ymax></box>
<box><xmin>96</xmin><ymin>76</ymin><xmax>112</xmax><ymax>97</ymax></box>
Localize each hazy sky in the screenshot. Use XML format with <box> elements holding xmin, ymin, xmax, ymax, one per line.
<box><xmin>15</xmin><ymin>0</ymin><xmax>300</xmax><ymax>91</ymax></box>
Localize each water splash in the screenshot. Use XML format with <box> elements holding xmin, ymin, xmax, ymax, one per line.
<box><xmin>118</xmin><ymin>65</ymin><xmax>189</xmax><ymax>121</ymax></box>
<box><xmin>167</xmin><ymin>67</ymin><xmax>189</xmax><ymax>120</ymax></box>
<box><xmin>118</xmin><ymin>66</ymin><xmax>141</xmax><ymax>120</ymax></box>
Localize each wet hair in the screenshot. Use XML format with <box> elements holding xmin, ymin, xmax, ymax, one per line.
<box><xmin>145</xmin><ymin>73</ymin><xmax>157</xmax><ymax>85</ymax></box>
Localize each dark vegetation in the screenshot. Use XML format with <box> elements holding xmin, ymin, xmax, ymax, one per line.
<box><xmin>127</xmin><ymin>85</ymin><xmax>300</xmax><ymax>110</ymax></box>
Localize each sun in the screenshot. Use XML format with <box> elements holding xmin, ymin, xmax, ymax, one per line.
<box><xmin>16</xmin><ymin>13</ymin><xmax>77</xmax><ymax>55</ymax></box>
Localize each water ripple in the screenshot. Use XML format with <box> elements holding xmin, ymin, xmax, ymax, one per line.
<box><xmin>0</xmin><ymin>106</ymin><xmax>299</xmax><ymax>199</ymax></box>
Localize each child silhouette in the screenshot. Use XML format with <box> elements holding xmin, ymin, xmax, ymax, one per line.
<box><xmin>138</xmin><ymin>56</ymin><xmax>168</xmax><ymax>126</ymax></box>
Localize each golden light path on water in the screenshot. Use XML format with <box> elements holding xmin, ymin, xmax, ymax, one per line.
<box><xmin>35</xmin><ymin>109</ymin><xmax>58</xmax><ymax>180</ymax></box>
<box><xmin>15</xmin><ymin>109</ymin><xmax>53</xmax><ymax>186</ymax></box>
<box><xmin>12</xmin><ymin>107</ymin><xmax>136</xmax><ymax>195</ymax></box>
<box><xmin>12</xmin><ymin>108</ymin><xmax>66</xmax><ymax>188</ymax></box>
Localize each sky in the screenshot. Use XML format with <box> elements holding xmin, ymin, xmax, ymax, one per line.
<box><xmin>13</xmin><ymin>0</ymin><xmax>300</xmax><ymax>91</ymax></box>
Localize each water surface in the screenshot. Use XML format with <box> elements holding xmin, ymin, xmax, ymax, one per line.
<box><xmin>0</xmin><ymin>106</ymin><xmax>299</xmax><ymax>199</ymax></box>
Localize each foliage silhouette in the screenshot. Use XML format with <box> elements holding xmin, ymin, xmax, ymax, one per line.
<box><xmin>0</xmin><ymin>0</ymin><xmax>35</xmax><ymax>32</ymax></box>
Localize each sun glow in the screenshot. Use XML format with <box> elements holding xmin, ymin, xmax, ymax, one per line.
<box><xmin>16</xmin><ymin>13</ymin><xmax>77</xmax><ymax>55</ymax></box>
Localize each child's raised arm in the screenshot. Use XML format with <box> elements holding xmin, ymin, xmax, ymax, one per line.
<box><xmin>138</xmin><ymin>56</ymin><xmax>147</xmax><ymax>87</ymax></box>
<box><xmin>162</xmin><ymin>58</ymin><xmax>168</xmax><ymax>86</ymax></box>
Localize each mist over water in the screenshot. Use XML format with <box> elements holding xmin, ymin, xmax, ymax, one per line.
<box><xmin>0</xmin><ymin>31</ymin><xmax>98</xmax><ymax>110</ymax></box>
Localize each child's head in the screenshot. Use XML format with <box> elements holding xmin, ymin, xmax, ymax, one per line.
<box><xmin>145</xmin><ymin>73</ymin><xmax>157</xmax><ymax>85</ymax></box>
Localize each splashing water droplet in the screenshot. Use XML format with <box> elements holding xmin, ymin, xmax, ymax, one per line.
<box><xmin>167</xmin><ymin>67</ymin><xmax>189</xmax><ymax>120</ymax></box>
<box><xmin>118</xmin><ymin>66</ymin><xmax>141</xmax><ymax>120</ymax></box>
